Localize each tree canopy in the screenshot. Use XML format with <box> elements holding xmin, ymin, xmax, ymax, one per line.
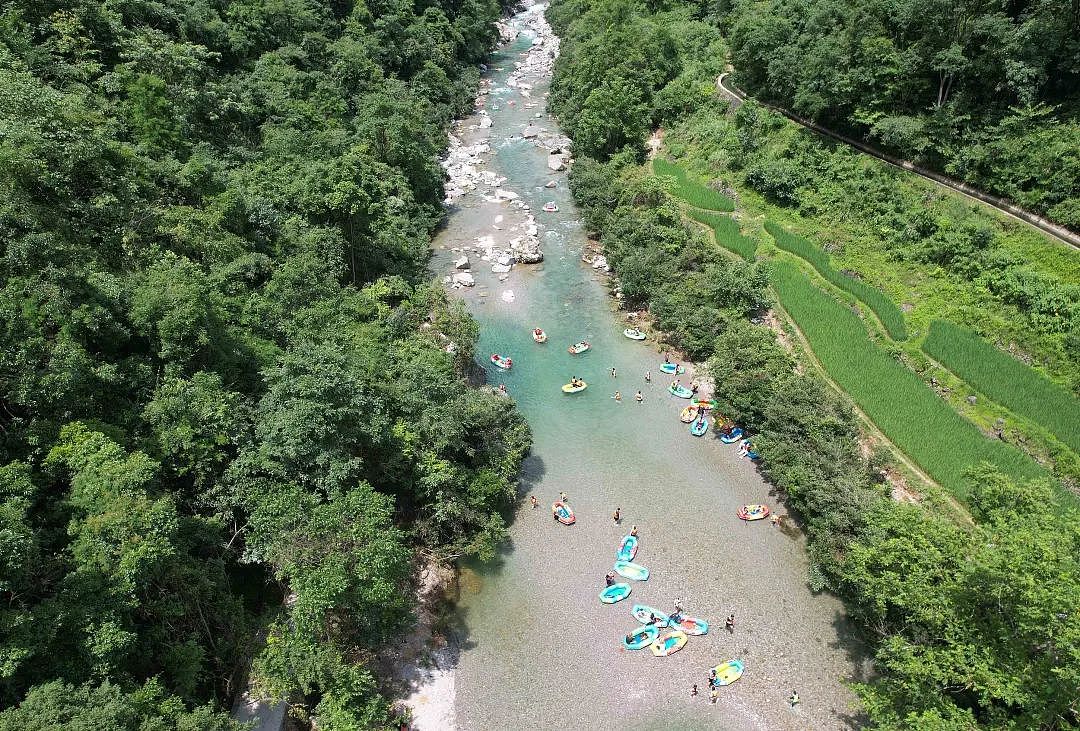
<box><xmin>0</xmin><ymin>0</ymin><xmax>527</xmax><ymax>727</ymax></box>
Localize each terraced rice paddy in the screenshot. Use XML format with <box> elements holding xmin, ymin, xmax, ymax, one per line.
<box><xmin>652</xmin><ymin>159</ymin><xmax>735</xmax><ymax>212</ymax></box>
<box><xmin>771</xmin><ymin>261</ymin><xmax>1045</xmax><ymax>501</ymax></box>
<box><xmin>687</xmin><ymin>209</ymin><xmax>757</xmax><ymax>261</ymax></box>
<box><xmin>922</xmin><ymin>320</ymin><xmax>1080</xmax><ymax>455</ymax></box>
<box><xmin>765</xmin><ymin>221</ymin><xmax>908</xmax><ymax>341</ymax></box>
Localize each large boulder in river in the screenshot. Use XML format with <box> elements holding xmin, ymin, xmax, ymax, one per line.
<box><xmin>547</xmin><ymin>154</ymin><xmax>566</xmax><ymax>172</ymax></box>
<box><xmin>522</xmin><ymin>125</ymin><xmax>540</xmax><ymax>138</ymax></box>
<box><xmin>452</xmin><ymin>272</ymin><xmax>475</xmax><ymax>287</ymax></box>
<box><xmin>453</xmin><ymin>255</ymin><xmax>470</xmax><ymax>269</ymax></box>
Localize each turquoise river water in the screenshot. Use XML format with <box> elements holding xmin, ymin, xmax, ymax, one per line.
<box><xmin>430</xmin><ymin>8</ymin><xmax>867</xmax><ymax>729</ymax></box>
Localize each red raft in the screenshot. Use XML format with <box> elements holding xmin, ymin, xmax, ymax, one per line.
<box><xmin>552</xmin><ymin>500</ymin><xmax>575</xmax><ymax>525</ymax></box>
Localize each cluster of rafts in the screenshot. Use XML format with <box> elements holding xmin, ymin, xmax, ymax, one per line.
<box><xmin>589</xmin><ymin>531</ymin><xmax>746</xmax><ymax>684</ymax></box>
<box><xmin>489</xmin><ymin>326</ymin><xmax>650</xmax><ymax>394</ymax></box>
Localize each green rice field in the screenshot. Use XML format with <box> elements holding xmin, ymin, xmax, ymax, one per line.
<box><xmin>922</xmin><ymin>320</ymin><xmax>1080</xmax><ymax>455</ymax></box>
<box><xmin>771</xmin><ymin>261</ymin><xmax>1047</xmax><ymax>502</ymax></box>
<box><xmin>687</xmin><ymin>209</ymin><xmax>757</xmax><ymax>261</ymax></box>
<box><xmin>652</xmin><ymin>158</ymin><xmax>735</xmax><ymax>212</ymax></box>
<box><xmin>765</xmin><ymin>221</ymin><xmax>909</xmax><ymax>341</ymax></box>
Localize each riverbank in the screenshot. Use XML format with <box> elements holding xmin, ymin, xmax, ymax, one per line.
<box><xmin>415</xmin><ymin>3</ymin><xmax>867</xmax><ymax>728</ymax></box>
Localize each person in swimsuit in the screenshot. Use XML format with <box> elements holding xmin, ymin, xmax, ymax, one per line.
<box><xmin>530</xmin><ymin>496</ymin><xmax>538</xmax><ymax>509</ymax></box>
<box><xmin>635</xmin><ymin>391</ymin><xmax>643</xmax><ymax>402</ymax></box>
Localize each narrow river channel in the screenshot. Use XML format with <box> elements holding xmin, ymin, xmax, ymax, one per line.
<box><xmin>429</xmin><ymin>5</ymin><xmax>867</xmax><ymax>728</ymax></box>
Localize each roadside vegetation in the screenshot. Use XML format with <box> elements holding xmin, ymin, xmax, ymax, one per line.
<box><xmin>723</xmin><ymin>0</ymin><xmax>1080</xmax><ymax>230</ymax></box>
<box><xmin>0</xmin><ymin>0</ymin><xmax>528</xmax><ymax>728</ymax></box>
<box><xmin>551</xmin><ymin>0</ymin><xmax>1080</xmax><ymax>727</ymax></box>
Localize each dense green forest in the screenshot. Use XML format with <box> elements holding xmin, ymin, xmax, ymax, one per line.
<box><xmin>723</xmin><ymin>0</ymin><xmax>1080</xmax><ymax>229</ymax></box>
<box><xmin>0</xmin><ymin>0</ymin><xmax>529</xmax><ymax>728</ymax></box>
<box><xmin>550</xmin><ymin>0</ymin><xmax>1080</xmax><ymax>727</ymax></box>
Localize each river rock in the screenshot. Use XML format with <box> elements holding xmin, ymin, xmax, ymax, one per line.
<box><xmin>454</xmin><ymin>255</ymin><xmax>470</xmax><ymax>269</ymax></box>
<box><xmin>452</xmin><ymin>272</ymin><xmax>475</xmax><ymax>287</ymax></box>
<box><xmin>491</xmin><ymin>263</ymin><xmax>512</xmax><ymax>274</ymax></box>
<box><xmin>547</xmin><ymin>154</ymin><xmax>566</xmax><ymax>172</ymax></box>
<box><xmin>522</xmin><ymin>125</ymin><xmax>539</xmax><ymax>138</ymax></box>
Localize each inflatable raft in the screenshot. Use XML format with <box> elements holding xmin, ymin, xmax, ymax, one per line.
<box><xmin>614</xmin><ymin>560</ymin><xmax>649</xmax><ymax>581</ymax></box>
<box><xmin>631</xmin><ymin>605</ymin><xmax>670</xmax><ymax>626</ymax></box>
<box><xmin>532</xmin><ymin>328</ymin><xmax>547</xmax><ymax>343</ymax></box>
<box><xmin>623</xmin><ymin>328</ymin><xmax>647</xmax><ymax>340</ymax></box>
<box><xmin>567</xmin><ymin>341</ymin><xmax>590</xmax><ymax>354</ymax></box>
<box><xmin>679</xmin><ymin>405</ymin><xmax>698</xmax><ymax>423</ymax></box>
<box><xmin>668</xmin><ymin>384</ymin><xmax>693</xmax><ymax>399</ymax></box>
<box><xmin>561</xmin><ymin>381</ymin><xmax>587</xmax><ymax>393</ymax></box>
<box><xmin>737</xmin><ymin>504</ymin><xmax>770</xmax><ymax>521</ymax></box>
<box><xmin>672</xmin><ymin>616</ymin><xmax>709</xmax><ymax>636</ymax></box>
<box><xmin>659</xmin><ymin>363</ymin><xmax>685</xmax><ymax>375</ymax></box>
<box><xmin>490</xmin><ymin>353</ymin><xmax>512</xmax><ymax>370</ymax></box>
<box><xmin>616</xmin><ymin>534</ymin><xmax>639</xmax><ymax>562</ymax></box>
<box><xmin>622</xmin><ymin>624</ymin><xmax>659</xmax><ymax>650</ymax></box>
<box><xmin>719</xmin><ymin>426</ymin><xmax>744</xmax><ymax>444</ymax></box>
<box><xmin>552</xmin><ymin>500</ymin><xmax>575</xmax><ymax>525</ymax></box>
<box><xmin>542</xmin><ymin>201</ymin><xmax>558</xmax><ymax>212</ymax></box>
<box><xmin>711</xmin><ymin>659</ymin><xmax>745</xmax><ymax>686</ymax></box>
<box><xmin>599</xmin><ymin>582</ymin><xmax>632</xmax><ymax>604</ymax></box>
<box><xmin>690</xmin><ymin>417</ymin><xmax>709</xmax><ymax>436</ymax></box>
<box><xmin>650</xmin><ymin>630</ymin><xmax>688</xmax><ymax>657</ymax></box>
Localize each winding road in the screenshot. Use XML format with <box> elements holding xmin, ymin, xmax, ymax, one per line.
<box><xmin>716</xmin><ymin>73</ymin><xmax>1080</xmax><ymax>251</ymax></box>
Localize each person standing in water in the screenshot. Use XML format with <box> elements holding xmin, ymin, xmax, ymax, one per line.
<box><xmin>645</xmin><ymin>370</ymin><xmax>651</xmax><ymax>383</ymax></box>
<box><xmin>611</xmin><ymin>366</ymin><xmax>617</xmax><ymax>378</ymax></box>
<box><xmin>613</xmin><ymin>391</ymin><xmax>622</xmax><ymax>402</ymax></box>
<box><xmin>635</xmin><ymin>391</ymin><xmax>643</xmax><ymax>402</ymax></box>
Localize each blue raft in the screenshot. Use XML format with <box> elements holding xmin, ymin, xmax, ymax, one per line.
<box><xmin>599</xmin><ymin>582</ymin><xmax>632</xmax><ymax>604</ymax></box>
<box><xmin>622</xmin><ymin>624</ymin><xmax>659</xmax><ymax>650</ymax></box>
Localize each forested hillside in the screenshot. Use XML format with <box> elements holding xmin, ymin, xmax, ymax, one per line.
<box><xmin>724</xmin><ymin>0</ymin><xmax>1080</xmax><ymax>229</ymax></box>
<box><xmin>549</xmin><ymin>0</ymin><xmax>1080</xmax><ymax>727</ymax></box>
<box><xmin>0</xmin><ymin>0</ymin><xmax>529</xmax><ymax>728</ymax></box>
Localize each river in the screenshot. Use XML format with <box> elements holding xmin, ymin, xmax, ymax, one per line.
<box><xmin>426</xmin><ymin>5</ymin><xmax>867</xmax><ymax>729</ymax></box>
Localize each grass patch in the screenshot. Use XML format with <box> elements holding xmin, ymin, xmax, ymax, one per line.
<box><xmin>687</xmin><ymin>209</ymin><xmax>757</xmax><ymax>261</ymax></box>
<box><xmin>653</xmin><ymin>158</ymin><xmax>735</xmax><ymax>212</ymax></box>
<box><xmin>922</xmin><ymin>320</ymin><xmax>1080</xmax><ymax>454</ymax></box>
<box><xmin>766</xmin><ymin>221</ymin><xmax>909</xmax><ymax>341</ymax></box>
<box><xmin>771</xmin><ymin>261</ymin><xmax>1047</xmax><ymax>502</ymax></box>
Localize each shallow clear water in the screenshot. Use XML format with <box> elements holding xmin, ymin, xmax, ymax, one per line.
<box><xmin>432</xmin><ymin>11</ymin><xmax>866</xmax><ymax>730</ymax></box>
